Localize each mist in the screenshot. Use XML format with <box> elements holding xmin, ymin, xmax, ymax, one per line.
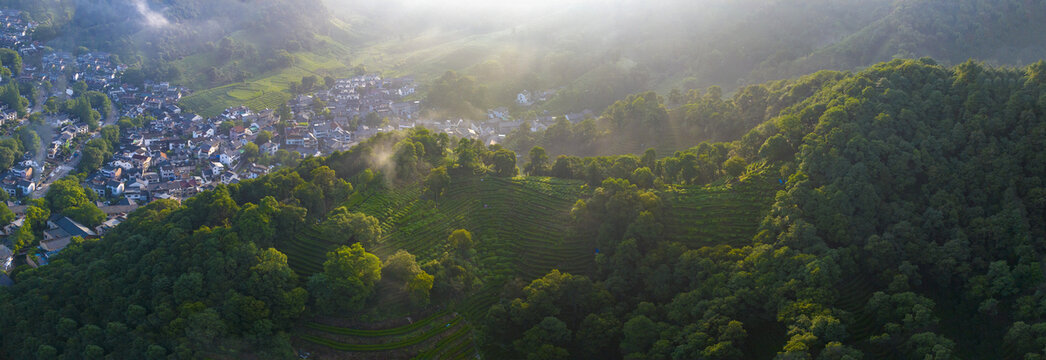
<box><xmin>133</xmin><ymin>0</ymin><xmax>169</xmax><ymax>29</ymax></box>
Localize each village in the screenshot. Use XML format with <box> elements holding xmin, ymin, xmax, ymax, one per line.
<box><xmin>0</xmin><ymin>7</ymin><xmax>591</xmax><ymax>281</ymax></box>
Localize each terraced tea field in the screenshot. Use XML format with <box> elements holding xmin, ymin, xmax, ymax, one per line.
<box><xmin>297</xmin><ymin>310</ymin><xmax>476</xmax><ymax>359</ymax></box>
<box><xmin>288</xmin><ymin>176</ymin><xmax>593</xmax><ymax>358</ymax></box>
<box><xmin>289</xmin><ymin>171</ymin><xmax>779</xmax><ymax>358</ymax></box>
<box><xmin>661</xmin><ymin>166</ymin><xmax>780</xmax><ymax>248</ymax></box>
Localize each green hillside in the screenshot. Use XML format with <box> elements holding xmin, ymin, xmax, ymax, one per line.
<box><xmin>6</xmin><ymin>58</ymin><xmax>1046</xmax><ymax>359</ymax></box>
<box><xmin>285</xmin><ymin>176</ymin><xmax>587</xmax><ymax>358</ymax></box>
<box><xmin>286</xmin><ymin>170</ymin><xmax>780</xmax><ymax>358</ymax></box>
<box><xmin>177</xmin><ymin>50</ymin><xmax>355</xmax><ymax>116</ymax></box>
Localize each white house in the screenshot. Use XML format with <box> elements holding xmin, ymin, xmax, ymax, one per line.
<box><xmin>219</xmin><ymin>149</ymin><xmax>240</xmax><ymax>166</ymax></box>
<box><xmin>106</xmin><ymin>180</ymin><xmax>125</xmax><ymax>196</ymax></box>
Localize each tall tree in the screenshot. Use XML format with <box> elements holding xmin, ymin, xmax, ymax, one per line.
<box><xmin>308</xmin><ymin>243</ymin><xmax>382</xmax><ymax>313</ymax></box>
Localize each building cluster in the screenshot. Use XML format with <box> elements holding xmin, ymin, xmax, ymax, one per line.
<box><xmin>82</xmin><ymin>106</ymin><xmax>281</xmax><ymax>203</ymax></box>
<box><xmin>0</xmin><ymin>9</ymin><xmax>35</xmax><ymax>54</ymax></box>
<box><xmin>0</xmin><ymin>160</ymin><xmax>37</xmax><ymax>198</ymax></box>
<box><xmin>73</xmin><ymin>52</ymin><xmax>126</xmax><ymax>90</ymax></box>
<box><xmin>414</xmin><ymin>108</ymin><xmax>591</xmax><ymax>147</ymax></box>
<box><xmin>309</xmin><ymin>75</ymin><xmax>419</xmax><ymax>123</ymax></box>
<box><xmin>0</xmin><ymin>104</ymin><xmax>288</xmax><ymax>275</ymax></box>
<box><xmin>29</xmin><ymin>51</ymin><xmax>73</xmax><ymax>83</ymax></box>
<box><xmin>0</xmin><ymin>207</ymin><xmax>134</xmax><ymax>273</ymax></box>
<box><xmin>287</xmin><ymin>74</ymin><xmax>585</xmax><ymax>152</ymax></box>
<box><xmin>111</xmin><ymin>81</ymin><xmax>186</xmax><ymax>118</ymax></box>
<box><xmin>27</xmin><ymin>51</ymin><xmax>183</xmax><ymax>114</ymax></box>
<box><xmin>25</xmin><ymin>51</ymin><xmax>125</xmax><ymax>86</ymax></box>
<box><xmin>426</xmin><ymin>88</ymin><xmax>588</xmax><ymax>146</ymax></box>
<box><xmin>286</xmin><ymin>74</ymin><xmax>421</xmax><ymax>154</ymax></box>
<box><xmin>296</xmin><ymin>78</ymin><xmax>589</xmax><ymax>149</ymax></box>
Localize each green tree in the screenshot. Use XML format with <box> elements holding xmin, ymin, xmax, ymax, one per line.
<box><xmin>759</xmin><ymin>134</ymin><xmax>792</xmax><ymax>162</ymax></box>
<box><xmin>631</xmin><ymin>167</ymin><xmax>655</xmax><ymax>189</ymax></box>
<box><xmin>0</xmin><ymin>144</ymin><xmax>18</xmax><ymax>170</ymax></box>
<box><xmin>515</xmin><ymin>317</ymin><xmax>573</xmax><ymax>357</ymax></box>
<box><xmin>383</xmin><ymin>250</ymin><xmax>434</xmax><ymax>307</ymax></box>
<box><xmin>0</xmin><ymin>49</ymin><xmax>22</xmax><ymax>76</ymax></box>
<box><xmin>243</xmin><ymin>143</ymin><xmax>260</xmax><ymax>163</ymax></box>
<box><xmin>276</xmin><ymin>103</ymin><xmax>292</xmax><ymax>121</ymax></box>
<box><xmin>65</xmin><ymin>205</ymin><xmax>106</xmax><ymax>227</ymax></box>
<box><xmin>78</xmin><ymin>139</ymin><xmax>113</xmax><ymax>174</ymax></box>
<box><xmin>424</xmin><ymin>166</ymin><xmax>450</xmax><ymax>201</ymax></box>
<box><xmin>448</xmin><ymin>229</ymin><xmax>474</xmax><ymax>254</ymax></box>
<box><xmin>621</xmin><ymin>315</ymin><xmax>658</xmax><ymax>356</ymax></box>
<box><xmin>233</xmin><ymin>202</ymin><xmax>276</xmax><ymax>248</ymax></box>
<box><xmin>15</xmin><ymin>127</ymin><xmax>39</xmax><ymax>154</ymax></box>
<box><xmin>0</xmin><ymin>201</ymin><xmax>13</xmax><ymax>227</ymax></box>
<box><xmin>79</xmin><ymin>147</ymin><xmax>106</xmax><ymax>174</ymax></box>
<box><xmin>0</xmin><ymin>80</ymin><xmax>26</xmax><ymax>117</ymax></box>
<box><xmin>70</xmin><ymin>96</ymin><xmax>101</xmax><ymax>130</ymax></box>
<box><xmin>121</xmin><ymin>68</ymin><xmax>146</xmax><ymax>88</ymax></box>
<box><xmin>577</xmin><ymin>313</ymin><xmax>621</xmax><ymax>358</ymax></box>
<box><xmin>43</xmin><ymin>97</ymin><xmax>61</xmax><ymax>114</ymax></box>
<box><xmin>308</xmin><ymin>243</ymin><xmax>382</xmax><ymax>313</ymax></box>
<box><xmin>492</xmin><ymin>149</ymin><xmax>519</xmax><ymax>177</ymax></box>
<box><xmin>72</xmin><ymin>81</ymin><xmax>87</xmax><ymax>97</ymax></box>
<box><xmin>301</xmin><ymin>75</ymin><xmax>318</xmax><ymax>93</ymax></box>
<box><xmin>24</xmin><ymin>204</ymin><xmax>49</xmax><ymax>230</ymax></box>
<box><xmin>100</xmin><ymin>125</ymin><xmax>120</xmax><ymax>146</ymax></box>
<box><xmin>525</xmin><ymin>147</ymin><xmax>550</xmax><ymax>176</ymax></box>
<box><xmin>87</xmin><ymin>91</ymin><xmax>112</xmax><ymax>119</ymax></box>
<box><xmin>321</xmin><ymin>209</ymin><xmax>382</xmax><ymax>247</ymax></box>
<box><xmin>11</xmin><ymin>223</ymin><xmax>34</xmax><ymax>253</ymax></box>
<box><xmin>254</xmin><ymin>130</ymin><xmax>272</xmax><ymax>145</ymax></box>
<box><xmin>723</xmin><ymin>156</ymin><xmax>747</xmax><ymax>177</ymax></box>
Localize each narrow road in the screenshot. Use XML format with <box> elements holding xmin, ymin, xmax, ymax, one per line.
<box><xmin>31</xmin><ymin>153</ymin><xmax>81</xmax><ymax>199</ymax></box>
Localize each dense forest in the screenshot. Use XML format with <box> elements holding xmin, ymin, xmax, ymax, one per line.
<box><xmin>3</xmin><ymin>58</ymin><xmax>1046</xmax><ymax>359</ymax></box>
<box><xmin>504</xmin><ymin>71</ymin><xmax>847</xmax><ymax>157</ymax></box>
<box><xmin>489</xmin><ymin>58</ymin><xmax>1046</xmax><ymax>359</ymax></box>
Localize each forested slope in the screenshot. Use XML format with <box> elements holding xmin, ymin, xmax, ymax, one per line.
<box><xmin>3</xmin><ymin>58</ymin><xmax>1046</xmax><ymax>359</ymax></box>
<box><xmin>485</xmin><ymin>59</ymin><xmax>1046</xmax><ymax>359</ymax></box>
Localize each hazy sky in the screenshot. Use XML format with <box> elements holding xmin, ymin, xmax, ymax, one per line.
<box><xmin>324</xmin><ymin>0</ymin><xmax>607</xmax><ymax>20</ymax></box>
<box><xmin>397</xmin><ymin>0</ymin><xmax>594</xmax><ymax>9</ymax></box>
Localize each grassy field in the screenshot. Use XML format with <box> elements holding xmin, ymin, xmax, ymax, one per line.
<box><xmin>282</xmin><ymin>169</ymin><xmax>781</xmax><ymax>358</ymax></box>
<box><xmin>177</xmin><ymin>50</ymin><xmax>355</xmax><ymax>117</ymax></box>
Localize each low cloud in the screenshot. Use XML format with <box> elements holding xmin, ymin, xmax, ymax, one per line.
<box><xmin>133</xmin><ymin>0</ymin><xmax>170</xmax><ymax>28</ymax></box>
